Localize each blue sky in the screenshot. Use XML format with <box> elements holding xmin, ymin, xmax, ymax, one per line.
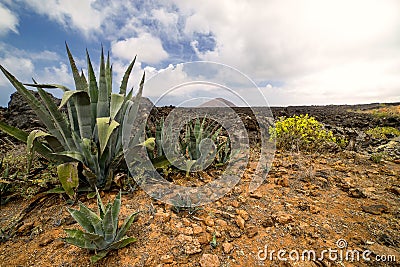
<box><xmin>0</xmin><ymin>0</ymin><xmax>399</xmax><ymax>107</ymax></box>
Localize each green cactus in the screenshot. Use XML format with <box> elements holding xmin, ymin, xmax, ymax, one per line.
<box><xmin>64</xmin><ymin>189</ymin><xmax>138</xmax><ymax>263</ymax></box>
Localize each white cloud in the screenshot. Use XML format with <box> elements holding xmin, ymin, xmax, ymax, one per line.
<box><xmin>0</xmin><ymin>43</ymin><xmax>73</xmax><ymax>106</ymax></box>
<box><xmin>41</xmin><ymin>63</ymin><xmax>72</xmax><ymax>85</ymax></box>
<box><xmin>21</xmin><ymin>0</ymin><xmax>103</xmax><ymax>37</ymax></box>
<box><xmin>180</xmin><ymin>0</ymin><xmax>399</xmax><ymax>75</ymax></box>
<box><xmin>0</xmin><ymin>56</ymin><xmax>34</xmax><ymax>86</ymax></box>
<box><xmin>277</xmin><ymin>57</ymin><xmax>400</xmax><ymax>105</ymax></box>
<box><xmin>111</xmin><ymin>59</ymin><xmax>145</xmax><ymax>95</ymax></box>
<box><xmin>0</xmin><ymin>3</ymin><xmax>18</xmax><ymax>35</ymax></box>
<box><xmin>111</xmin><ymin>33</ymin><xmax>169</xmax><ymax>64</ymax></box>
<box><xmin>2</xmin><ymin>0</ymin><xmax>400</xmax><ymax>106</ymax></box>
<box><xmin>151</xmin><ymin>8</ymin><xmax>178</xmax><ymax>27</ymax></box>
<box><xmin>30</xmin><ymin>50</ymin><xmax>60</xmax><ymax>61</ymax></box>
<box><xmin>173</xmin><ymin>0</ymin><xmax>400</xmax><ymax>105</ymax></box>
<box><xmin>0</xmin><ymin>53</ymin><xmax>34</xmax><ymax>106</ymax></box>
<box><xmin>184</xmin><ymin>13</ymin><xmax>210</xmax><ymax>35</ymax></box>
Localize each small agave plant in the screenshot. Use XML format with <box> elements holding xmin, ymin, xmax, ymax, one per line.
<box><xmin>65</xmin><ymin>189</ymin><xmax>138</xmax><ymax>263</ymax></box>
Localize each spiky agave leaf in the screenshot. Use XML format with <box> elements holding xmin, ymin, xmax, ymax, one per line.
<box><xmin>57</xmin><ymin>162</ymin><xmax>79</xmax><ymax>198</ymax></box>
<box><xmin>108</xmin><ymin>236</ymin><xmax>137</xmax><ymax>250</ymax></box>
<box><xmin>110</xmin><ymin>94</ymin><xmax>125</xmax><ymax>120</ymax></box>
<box><xmin>80</xmin><ymin>69</ymin><xmax>87</xmax><ymax>86</ymax></box>
<box><xmin>119</xmin><ymin>55</ymin><xmax>136</xmax><ymax>95</ymax></box>
<box><xmin>95</xmin><ymin>187</ymin><xmax>106</xmax><ymax>219</ymax></box>
<box><xmin>0</xmin><ymin>121</ymin><xmax>54</xmax><ymax>159</ymax></box>
<box><xmin>64</xmin><ymin>229</ymin><xmax>97</xmax><ymax>250</ymax></box>
<box><xmin>90</xmin><ymin>251</ymin><xmax>109</xmax><ymax>263</ymax></box>
<box><xmin>97</xmin><ymin>47</ymin><xmax>110</xmax><ymax>118</ymax></box>
<box><xmin>72</xmin><ymin>92</ymin><xmax>92</xmax><ymax>140</ymax></box>
<box><xmin>24</xmin><ymin>83</ymin><xmax>71</xmax><ymax>92</ymax></box>
<box><xmin>111</xmin><ymin>191</ymin><xmax>121</xmax><ymax>238</ymax></box>
<box><xmin>37</xmin><ymin>87</ymin><xmax>76</xmax><ymax>150</ymax></box>
<box><xmin>106</xmin><ymin>52</ymin><xmax>112</xmax><ymax>96</ymax></box>
<box><xmin>97</xmin><ymin>117</ymin><xmax>120</xmax><ymax>156</ymax></box>
<box><xmin>102</xmin><ymin>204</ymin><xmax>115</xmax><ymax>243</ymax></box>
<box><xmin>58</xmin><ymin>90</ymin><xmax>92</xmax><ymax>145</ymax></box>
<box><xmin>0</xmin><ymin>121</ymin><xmax>28</xmax><ymax>143</ymax></box>
<box><xmin>26</xmin><ymin>129</ymin><xmax>50</xmax><ymax>170</ymax></box>
<box><xmin>0</xmin><ymin>66</ymin><xmax>64</xmax><ymax>143</ymax></box>
<box><xmin>115</xmin><ymin>211</ymin><xmax>139</xmax><ymax>241</ymax></box>
<box><xmin>75</xmin><ymin>202</ymin><xmax>104</xmax><ymax>236</ymax></box>
<box><xmin>65</xmin><ymin>42</ymin><xmax>87</xmax><ymax>92</ymax></box>
<box><xmin>86</xmin><ymin>49</ymin><xmax>98</xmax><ymax>128</ymax></box>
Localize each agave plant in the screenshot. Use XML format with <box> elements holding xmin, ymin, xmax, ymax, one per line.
<box><xmin>146</xmin><ymin>117</ymin><xmax>228</xmax><ymax>176</ymax></box>
<box><xmin>215</xmin><ymin>135</ymin><xmax>231</xmax><ymax>166</ymax></box>
<box><xmin>0</xmin><ymin>43</ymin><xmax>144</xmax><ymax>193</ymax></box>
<box><xmin>180</xmin><ymin>117</ymin><xmax>222</xmax><ymax>161</ymax></box>
<box><xmin>145</xmin><ymin>117</ymin><xmax>174</xmax><ymax>168</ymax></box>
<box><xmin>65</xmin><ymin>189</ymin><xmax>138</xmax><ymax>263</ymax></box>
<box><xmin>179</xmin><ymin>117</ymin><xmax>222</xmax><ymax>175</ymax></box>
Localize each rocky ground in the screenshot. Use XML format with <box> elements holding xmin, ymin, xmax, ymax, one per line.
<box><xmin>0</xmin><ymin>149</ymin><xmax>399</xmax><ymax>267</ymax></box>
<box><xmin>0</xmin><ymin>93</ymin><xmax>399</xmax><ymax>266</ymax></box>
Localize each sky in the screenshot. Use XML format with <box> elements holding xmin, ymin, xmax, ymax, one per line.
<box><xmin>0</xmin><ymin>0</ymin><xmax>399</xmax><ymax>107</ymax></box>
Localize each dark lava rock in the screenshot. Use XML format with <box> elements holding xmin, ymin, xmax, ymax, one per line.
<box><xmin>0</xmin><ymin>106</ymin><xmax>9</xmax><ymax>143</ymax></box>
<box><xmin>4</xmin><ymin>91</ymin><xmax>61</xmax><ymax>131</ymax></box>
<box><xmin>1</xmin><ymin>91</ymin><xmax>399</xmax><ymax>155</ymax></box>
<box><xmin>3</xmin><ymin>91</ymin><xmax>157</xmax><ymax>132</ymax></box>
<box><xmin>362</xmin><ymin>204</ymin><xmax>389</xmax><ymax>215</ymax></box>
<box><xmin>270</xmin><ymin>103</ymin><xmax>400</xmax><ymax>130</ymax></box>
<box><xmin>348</xmin><ymin>188</ymin><xmax>367</xmax><ymax>198</ymax></box>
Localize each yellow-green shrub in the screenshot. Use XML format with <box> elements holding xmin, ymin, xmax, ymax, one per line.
<box><xmin>269</xmin><ymin>114</ymin><xmax>345</xmax><ymax>151</ymax></box>
<box><xmin>365</xmin><ymin>126</ymin><xmax>400</xmax><ymax>139</ymax></box>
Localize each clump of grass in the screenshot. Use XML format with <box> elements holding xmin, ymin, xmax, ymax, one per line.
<box><xmin>269</xmin><ymin>114</ymin><xmax>347</xmax><ymax>151</ymax></box>
<box><xmin>365</xmin><ymin>126</ymin><xmax>400</xmax><ymax>139</ymax></box>
<box><xmin>210</xmin><ymin>232</ymin><xmax>217</xmax><ymax>248</ymax></box>
<box><xmin>370</xmin><ymin>152</ymin><xmax>385</xmax><ymax>163</ymax></box>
